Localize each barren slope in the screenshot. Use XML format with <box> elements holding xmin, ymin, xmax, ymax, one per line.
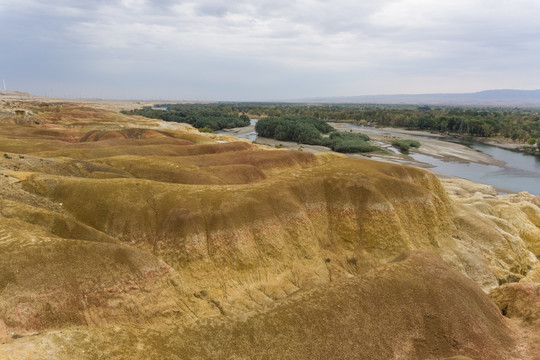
<box><xmin>0</xmin><ymin>100</ymin><xmax>538</xmax><ymax>358</ymax></box>
<box><xmin>0</xmin><ymin>251</ymin><xmax>520</xmax><ymax>360</ymax></box>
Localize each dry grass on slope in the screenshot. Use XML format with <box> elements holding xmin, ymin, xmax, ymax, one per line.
<box><xmin>79</xmin><ymin>128</ymin><xmax>178</xmax><ymax>142</ymax></box>
<box><xmin>0</xmin><ymin>198</ymin><xmax>117</xmax><ymax>244</ymax></box>
<box><xmin>0</xmin><ymin>217</ymin><xmax>213</xmax><ymax>343</ymax></box>
<box><xmin>167</xmin><ymin>251</ymin><xmax>516</xmax><ymax>360</ymax></box>
<box><xmin>0</xmin><ymin>101</ymin><xmax>214</xmax><ymax>157</ymax></box>
<box><xmin>94</xmin><ymin>149</ymin><xmax>318</xmax><ymax>184</ymax></box>
<box><xmin>0</xmin><ymin>102</ymin><xmax>145</xmax><ymax>130</ymax></box>
<box><xmin>20</xmin><ymin>157</ymin><xmax>455</xmax><ymax>314</ymax></box>
<box><xmin>1</xmin><ymin>100</ymin><xmax>539</xmax><ymax>359</ymax></box>
<box><xmin>0</xmin><ymin>251</ymin><xmax>520</xmax><ymax>360</ymax></box>
<box><xmin>30</xmin><ymin>141</ymin><xmax>252</xmax><ymax>160</ymax></box>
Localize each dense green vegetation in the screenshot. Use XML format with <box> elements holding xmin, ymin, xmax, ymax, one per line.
<box><xmin>125</xmin><ymin>105</ymin><xmax>382</xmax><ymax>154</ymax></box>
<box><xmin>322</xmin><ymin>131</ymin><xmax>379</xmax><ymax>153</ymax></box>
<box><xmin>391</xmin><ymin>139</ymin><xmax>421</xmax><ymax>153</ymax></box>
<box><xmin>126</xmin><ymin>103</ymin><xmax>540</xmax><ymax>155</ymax></box>
<box><xmin>121</xmin><ymin>105</ymin><xmax>250</xmax><ymax>131</ymax></box>
<box><xmin>255</xmin><ymin>115</ymin><xmax>379</xmax><ymax>153</ymax></box>
<box><xmin>247</xmin><ymin>104</ymin><xmax>539</xmax><ymax>142</ymax></box>
<box><xmin>255</xmin><ymin>116</ymin><xmax>333</xmax><ymax>145</ymax></box>
<box><xmin>138</xmin><ymin>103</ymin><xmax>539</xmax><ymax>142</ymax></box>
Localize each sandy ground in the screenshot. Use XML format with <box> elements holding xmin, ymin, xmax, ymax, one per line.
<box><xmin>222</xmin><ymin>126</ymin><xmax>256</xmax><ymax>136</ymax></box>
<box><xmin>480</xmin><ymin>138</ymin><xmax>525</xmax><ymax>150</ymax></box>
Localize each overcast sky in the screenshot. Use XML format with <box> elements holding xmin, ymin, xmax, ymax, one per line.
<box><xmin>2</xmin><ymin>0</ymin><xmax>540</xmax><ymax>100</ymax></box>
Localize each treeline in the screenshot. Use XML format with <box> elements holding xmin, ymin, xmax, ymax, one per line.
<box><xmin>121</xmin><ymin>105</ymin><xmax>249</xmax><ymax>131</ymax></box>
<box><xmin>163</xmin><ymin>103</ymin><xmax>539</xmax><ymax>142</ymax></box>
<box><xmin>124</xmin><ymin>103</ymin><xmax>540</xmax><ymax>148</ymax></box>
<box><xmin>255</xmin><ymin>116</ymin><xmax>379</xmax><ymax>153</ymax></box>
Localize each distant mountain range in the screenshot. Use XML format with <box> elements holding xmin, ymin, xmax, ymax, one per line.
<box><xmin>4</xmin><ymin>88</ymin><xmax>540</xmax><ymax>107</ymax></box>
<box><xmin>300</xmin><ymin>89</ymin><xmax>540</xmax><ymax>107</ymax></box>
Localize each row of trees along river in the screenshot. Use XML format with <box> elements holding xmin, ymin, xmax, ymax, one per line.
<box><xmin>125</xmin><ymin>103</ymin><xmax>540</xmax><ymax>155</ymax></box>
<box><xmin>121</xmin><ymin>104</ymin><xmax>250</xmax><ymax>131</ymax></box>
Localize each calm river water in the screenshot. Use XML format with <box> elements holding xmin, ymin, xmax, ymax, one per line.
<box><xmin>343</xmin><ymin>123</ymin><xmax>540</xmax><ymax>195</ymax></box>
<box><xmin>220</xmin><ymin>121</ymin><xmax>539</xmax><ymax>195</ymax></box>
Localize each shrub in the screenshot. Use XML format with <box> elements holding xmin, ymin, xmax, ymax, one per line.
<box><xmin>255</xmin><ymin>116</ymin><xmax>332</xmax><ymax>145</ymax></box>
<box><xmin>331</xmin><ymin>139</ymin><xmax>378</xmax><ymax>153</ymax></box>
<box><xmin>329</xmin><ymin>131</ymin><xmax>370</xmax><ymax>142</ymax></box>
<box><xmin>392</xmin><ymin>139</ymin><xmax>421</xmax><ymax>153</ymax></box>
<box><xmin>324</xmin><ymin>131</ymin><xmax>376</xmax><ymax>153</ymax></box>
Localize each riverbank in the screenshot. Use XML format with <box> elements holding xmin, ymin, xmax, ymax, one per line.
<box><xmin>219</xmin><ymin>120</ymin><xmax>539</xmax><ymax>195</ymax></box>
<box><xmin>472</xmin><ymin>136</ymin><xmax>540</xmax><ymax>158</ymax></box>
<box><xmin>333</xmin><ymin>121</ymin><xmax>539</xmax><ymax>157</ymax></box>
<box><xmin>328</xmin><ymin>122</ymin><xmax>539</xmax><ymax>195</ymax></box>
<box><xmin>330</xmin><ymin>122</ymin><xmax>508</xmax><ymax>166</ymax></box>
<box><xmin>221</xmin><ymin>121</ymin><xmax>508</xmax><ymax>167</ymax></box>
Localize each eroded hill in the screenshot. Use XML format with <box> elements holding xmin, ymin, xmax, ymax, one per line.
<box><xmin>0</xmin><ymin>100</ymin><xmax>538</xmax><ymax>359</ymax></box>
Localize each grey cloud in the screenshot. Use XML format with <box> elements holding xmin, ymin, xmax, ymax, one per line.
<box><xmin>3</xmin><ymin>0</ymin><xmax>540</xmax><ymax>99</ymax></box>
<box><xmin>195</xmin><ymin>1</ymin><xmax>229</xmax><ymax>17</ymax></box>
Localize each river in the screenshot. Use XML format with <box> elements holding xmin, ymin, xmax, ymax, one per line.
<box><xmin>340</xmin><ymin>123</ymin><xmax>539</xmax><ymax>195</ymax></box>
<box><xmin>219</xmin><ymin>120</ymin><xmax>540</xmax><ymax>195</ymax></box>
